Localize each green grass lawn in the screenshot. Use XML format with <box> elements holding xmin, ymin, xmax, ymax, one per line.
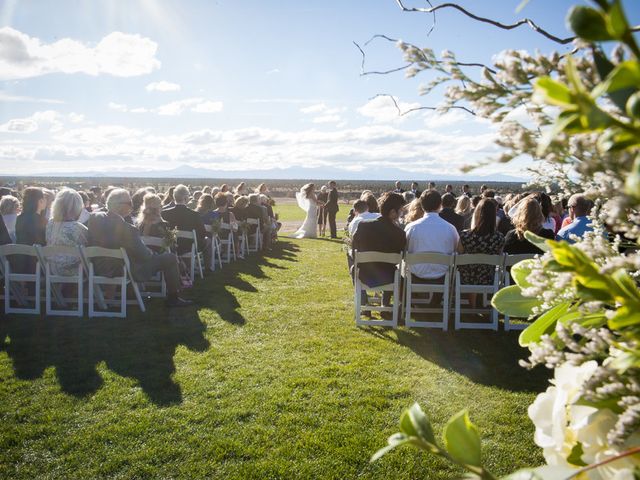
<box><xmin>273</xmin><ymin>202</ymin><xmax>351</xmax><ymax>224</ymax></box>
<box><xmin>0</xmin><ymin>238</ymin><xmax>546</xmax><ymax>479</ymax></box>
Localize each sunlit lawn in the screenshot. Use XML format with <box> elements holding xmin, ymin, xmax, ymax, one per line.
<box><xmin>0</xmin><ymin>237</ymin><xmax>546</xmax><ymax>479</ymax></box>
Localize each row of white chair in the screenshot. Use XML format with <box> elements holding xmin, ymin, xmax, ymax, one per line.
<box><xmin>204</xmin><ymin>218</ymin><xmax>262</xmax><ymax>269</ymax></box>
<box><xmin>353</xmin><ymin>251</ymin><xmax>535</xmax><ymax>331</ymax></box>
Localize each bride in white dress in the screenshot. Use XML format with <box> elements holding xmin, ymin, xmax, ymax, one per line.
<box><xmin>293</xmin><ymin>183</ymin><xmax>321</xmax><ymax>239</ymax></box>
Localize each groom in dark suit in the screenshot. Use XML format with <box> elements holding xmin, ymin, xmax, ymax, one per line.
<box><xmin>326</xmin><ymin>181</ymin><xmax>339</xmax><ymax>238</ymax></box>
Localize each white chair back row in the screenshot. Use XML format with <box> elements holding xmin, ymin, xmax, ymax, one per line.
<box><xmin>353</xmin><ymin>250</ymin><xmax>536</xmax><ymax>331</ymax></box>
<box><xmin>0</xmin><ymin>243</ymin><xmax>146</xmax><ymax>318</ymax></box>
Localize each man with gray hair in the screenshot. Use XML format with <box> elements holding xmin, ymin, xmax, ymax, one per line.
<box><xmin>87</xmin><ymin>188</ymin><xmax>193</xmax><ymax>307</ymax></box>
<box><xmin>162</xmin><ymin>184</ymin><xmax>207</xmax><ymax>255</ymax></box>
<box><xmin>556</xmin><ymin>193</ymin><xmax>595</xmax><ymax>244</ymax></box>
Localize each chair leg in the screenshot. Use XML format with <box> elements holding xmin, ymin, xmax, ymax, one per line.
<box><xmin>120</xmin><ymin>278</ymin><xmax>127</xmax><ymax>318</ymax></box>
<box><xmin>454</xmin><ymin>276</ymin><xmax>461</xmax><ymax>330</ymax></box>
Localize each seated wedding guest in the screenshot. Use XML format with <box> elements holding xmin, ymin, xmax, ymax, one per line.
<box><xmin>439</xmin><ymin>193</ymin><xmax>464</xmax><ymax>232</ymax></box>
<box><xmin>504</xmin><ymin>197</ymin><xmax>555</xmax><ymax>254</ymax></box>
<box><xmin>235</xmin><ymin>182</ymin><xmax>248</xmax><ymax>196</ymax></box>
<box><xmin>393</xmin><ymin>181</ymin><xmax>405</xmax><ymax>193</ymax></box>
<box><xmin>458</xmin><ymin>199</ymin><xmax>505</xmax><ymax>306</ymax></box>
<box><xmin>538</xmin><ymin>192</ymin><xmax>557</xmax><ymax>232</ymax></box>
<box><xmin>214</xmin><ymin>193</ymin><xmax>238</xmax><ymax>226</ymax></box>
<box><xmin>231</xmin><ymin>195</ymin><xmax>249</xmax><ymax>221</ymax></box>
<box><xmin>15</xmin><ymin>187</ymin><xmax>47</xmax><ymax>272</ymax></box>
<box><xmin>90</xmin><ymin>186</ymin><xmax>103</xmax><ymax>208</ymax></box>
<box><xmin>482</xmin><ymin>189</ymin><xmax>496</xmax><ymax>199</ymax></box>
<box><xmin>352</xmin><ymin>192</ymin><xmax>406</xmax><ymax>316</ymax></box>
<box><xmin>88</xmin><ymin>189</ymin><xmax>192</xmax><ymax>307</ymax></box>
<box><xmin>131</xmin><ymin>188</ymin><xmax>150</xmax><ymax>218</ymax></box>
<box><xmin>45</xmin><ymin>189</ymin><xmax>88</xmax><ymax>276</ymax></box>
<box><xmin>77</xmin><ymin>191</ymin><xmax>92</xmax><ymax>224</ymax></box>
<box><xmin>404</xmin><ymin>198</ymin><xmax>424</xmax><ymax>224</ymax></box>
<box><xmin>188</xmin><ymin>190</ymin><xmax>202</xmax><ymax>210</ymax></box>
<box><xmin>557</xmin><ymin>194</ymin><xmax>594</xmax><ymax>244</ymax></box>
<box><xmin>348</xmin><ymin>199</ymin><xmax>381</xmax><ymax>236</ymax></box>
<box><xmin>245</xmin><ymin>194</ymin><xmax>267</xmax><ymax>233</ymax></box>
<box><xmin>42</xmin><ymin>188</ymin><xmax>55</xmax><ymax>220</ymax></box>
<box><xmin>162</xmin><ymin>184</ymin><xmax>206</xmax><ymax>255</ymax></box>
<box><xmin>405</xmin><ymin>190</ymin><xmax>459</xmax><ymax>305</ymax></box>
<box><xmin>362</xmin><ymin>192</ymin><xmax>379</xmax><ymax>214</ymax></box>
<box><xmin>455</xmin><ymin>195</ymin><xmax>473</xmax><ymax>230</ymax></box>
<box><xmin>162</xmin><ymin>187</ymin><xmax>175</xmax><ymax>208</ymax></box>
<box><xmin>195</xmin><ymin>194</ymin><xmax>219</xmax><ymax>225</ymax></box>
<box><xmin>202</xmin><ymin>186</ymin><xmax>212</xmax><ymax>195</ymax></box>
<box><xmin>137</xmin><ymin>193</ymin><xmax>173</xmax><ymax>253</ymax></box>
<box><xmin>256</xmin><ymin>183</ymin><xmax>269</xmax><ymax>196</ymax></box>
<box><xmin>211</xmin><ymin>186</ymin><xmax>220</xmax><ymax>197</ymax></box>
<box><xmin>472</xmin><ymin>195</ymin><xmax>482</xmax><ymax>208</ymax></box>
<box><xmin>220</xmin><ymin>184</ymin><xmax>230</xmax><ymax>193</ymax></box>
<box><xmin>0</xmin><ymin>195</ymin><xmax>20</xmax><ymax>242</ymax></box>
<box><xmin>551</xmin><ymin>199</ymin><xmax>566</xmax><ymax>234</ymax></box>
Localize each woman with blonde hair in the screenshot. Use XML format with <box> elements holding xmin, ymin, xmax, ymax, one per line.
<box><xmin>504</xmin><ymin>197</ymin><xmax>554</xmax><ymax>254</ymax></box>
<box><xmin>404</xmin><ymin>198</ymin><xmax>424</xmax><ymax>224</ymax></box>
<box><xmin>46</xmin><ymin>188</ymin><xmax>88</xmax><ymax>276</ymax></box>
<box><xmin>455</xmin><ymin>195</ymin><xmax>473</xmax><ymax>230</ymax></box>
<box><xmin>137</xmin><ymin>194</ymin><xmax>172</xmax><ymax>253</ymax></box>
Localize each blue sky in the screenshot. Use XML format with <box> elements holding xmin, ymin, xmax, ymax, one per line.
<box><xmin>1</xmin><ymin>0</ymin><xmax>638</xmax><ymax>178</ymax></box>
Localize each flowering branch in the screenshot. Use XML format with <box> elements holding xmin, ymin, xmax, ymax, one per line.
<box><xmin>567</xmin><ymin>446</ymin><xmax>640</xmax><ymax>479</ymax></box>
<box><xmin>368</xmin><ymin>93</ymin><xmax>476</xmax><ymax>116</ymax></box>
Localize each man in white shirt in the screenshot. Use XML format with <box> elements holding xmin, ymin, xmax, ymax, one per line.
<box><xmin>348</xmin><ymin>199</ymin><xmax>381</xmax><ymax>236</ymax></box>
<box><xmin>405</xmin><ymin>190</ymin><xmax>459</xmax><ymax>295</ymax></box>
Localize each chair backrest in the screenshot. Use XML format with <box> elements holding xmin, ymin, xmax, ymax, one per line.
<box><xmin>0</xmin><ymin>243</ymin><xmax>40</xmax><ymax>257</ymax></box>
<box><xmin>405</xmin><ymin>252</ymin><xmax>454</xmax><ymax>266</ymax></box>
<box><xmin>247</xmin><ymin>218</ymin><xmax>260</xmax><ymax>226</ymax></box>
<box><xmin>82</xmin><ymin>246</ymin><xmax>125</xmax><ymax>259</ymax></box>
<box><xmin>176</xmin><ymin>229</ymin><xmax>198</xmax><ymax>251</ymax></box>
<box><xmin>354</xmin><ymin>250</ymin><xmax>402</xmax><ymax>265</ymax></box>
<box><xmin>504</xmin><ymin>253</ymin><xmax>536</xmax><ymax>267</ymax></box>
<box><xmin>141</xmin><ymin>236</ymin><xmax>164</xmax><ymax>248</ymax></box>
<box><xmin>455</xmin><ymin>253</ymin><xmax>504</xmax><ymax>267</ymax></box>
<box><xmin>37</xmin><ymin>245</ymin><xmax>83</xmax><ymax>259</ymax></box>
<box><xmin>220</xmin><ymin>223</ymin><xmax>232</xmax><ymax>230</ymax></box>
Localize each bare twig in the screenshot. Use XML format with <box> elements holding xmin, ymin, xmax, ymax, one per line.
<box><xmin>396</xmin><ymin>0</ymin><xmax>576</xmax><ymax>44</ymax></box>
<box><xmin>370</xmin><ymin>93</ymin><xmax>476</xmax><ymax>116</ymax></box>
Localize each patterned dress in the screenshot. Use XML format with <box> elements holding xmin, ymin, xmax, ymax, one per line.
<box><xmin>45</xmin><ymin>221</ymin><xmax>88</xmax><ymax>276</ymax></box>
<box><xmin>459</xmin><ymin>230</ymin><xmax>505</xmax><ymax>285</ymax></box>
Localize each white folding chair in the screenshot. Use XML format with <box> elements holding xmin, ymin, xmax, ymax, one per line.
<box><xmin>81</xmin><ymin>246</ymin><xmax>146</xmax><ymax>318</ymax></box>
<box><xmin>503</xmin><ymin>253</ymin><xmax>537</xmax><ymax>331</ymax></box>
<box><xmin>403</xmin><ymin>252</ymin><xmax>455</xmax><ymax>330</ymax></box>
<box><xmin>246</xmin><ymin>218</ymin><xmax>262</xmax><ymax>253</ymax></box>
<box><xmin>454</xmin><ymin>254</ymin><xmax>504</xmax><ymax>331</ymax></box>
<box><xmin>139</xmin><ymin>236</ymin><xmax>168</xmax><ymax>298</ymax></box>
<box><xmin>219</xmin><ymin>223</ymin><xmax>237</xmax><ymax>263</ymax></box>
<box><xmin>0</xmin><ymin>244</ymin><xmax>41</xmax><ymax>315</ymax></box>
<box><xmin>204</xmin><ymin>225</ymin><xmax>223</xmax><ymax>271</ymax></box>
<box><xmin>35</xmin><ymin>245</ymin><xmax>84</xmax><ymax>317</ymax></box>
<box><xmin>354</xmin><ymin>250</ymin><xmax>402</xmax><ymax>328</ymax></box>
<box><xmin>176</xmin><ymin>230</ymin><xmax>204</xmax><ymax>282</ymax></box>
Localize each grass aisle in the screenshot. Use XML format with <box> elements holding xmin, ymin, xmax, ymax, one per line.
<box><xmin>0</xmin><ymin>238</ymin><xmax>546</xmax><ymax>479</ymax></box>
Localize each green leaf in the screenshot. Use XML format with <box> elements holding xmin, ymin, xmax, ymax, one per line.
<box><xmin>624</xmin><ymin>154</ymin><xmax>640</xmax><ymax>202</ymax></box>
<box><xmin>608</xmin><ymin>305</ymin><xmax>640</xmax><ymax>329</ymax></box>
<box><xmin>608</xmin><ymin>350</ymin><xmax>640</xmax><ymax>372</ymax></box>
<box><xmin>597</xmin><ymin>128</ymin><xmax>640</xmax><ymax>152</ymax></box>
<box><xmin>567</xmin><ymin>6</ymin><xmax>612</xmax><ymax>41</ymax></box>
<box><xmin>519</xmin><ymin>302</ymin><xmax>572</xmax><ymax>347</ymax></box>
<box><xmin>371</xmin><ymin>433</ymin><xmax>413</xmax><ymax>462</ymax></box>
<box><xmin>492</xmin><ymin>285</ymin><xmax>542</xmax><ymax>318</ymax></box>
<box><xmin>575</xmin><ymin>396</ymin><xmax>625</xmax><ymax>413</ymax></box>
<box><xmin>605</xmin><ymin>0</ymin><xmax>628</xmax><ymax>39</ymax></box>
<box><xmin>557</xmin><ymin>311</ymin><xmax>608</xmax><ymax>329</ymax></box>
<box><xmin>537</xmin><ymin>112</ymin><xmax>580</xmax><ymax>156</ymax></box>
<box><xmin>399</xmin><ymin>403</ymin><xmax>437</xmax><ymax>447</ymax></box>
<box><xmin>524</xmin><ymin>231</ymin><xmax>551</xmax><ymax>253</ymax></box>
<box><xmin>567</xmin><ymin>442</ymin><xmax>587</xmax><ymax>467</ymax></box>
<box><xmin>533</xmin><ymin>77</ymin><xmax>574</xmax><ymax>106</ymax></box>
<box><xmin>510</xmin><ymin>259</ymin><xmax>536</xmax><ymax>288</ymax></box>
<box><xmin>592</xmin><ymin>46</ymin><xmax>636</xmax><ymax>111</ymax></box>
<box><xmin>442</xmin><ymin>410</ymin><xmax>482</xmax><ymax>468</ymax></box>
<box><xmin>598</xmin><ymin>61</ymin><xmax>640</xmax><ymax>95</ymax></box>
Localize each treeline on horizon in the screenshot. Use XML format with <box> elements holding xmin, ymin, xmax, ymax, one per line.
<box><xmin>0</xmin><ymin>176</ymin><xmax>527</xmax><ymax>198</ymax></box>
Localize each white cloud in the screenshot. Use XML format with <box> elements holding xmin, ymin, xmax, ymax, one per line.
<box><xmin>300</xmin><ymin>103</ymin><xmax>328</xmax><ymax>114</ymax></box>
<box><xmin>0</xmin><ymin>110</ymin><xmax>65</xmax><ymax>134</ymax></box>
<box><xmin>312</xmin><ymin>114</ymin><xmax>342</xmax><ymax>124</ymax></box>
<box><xmin>300</xmin><ymin>103</ymin><xmax>347</xmax><ymax>125</ymax></box>
<box><xmin>0</xmin><ymin>91</ymin><xmax>63</xmax><ymax>104</ymax></box>
<box><xmin>266</xmin><ymin>68</ymin><xmax>280</xmax><ymax>75</ymax></box>
<box><xmin>108</xmin><ymin>98</ymin><xmax>222</xmax><ymax>115</ymax></box>
<box><xmin>0</xmin><ymin>27</ymin><xmax>160</xmax><ymax>80</ymax></box>
<box><xmin>357</xmin><ymin>96</ymin><xmax>421</xmax><ymax>123</ymax></box>
<box><xmin>145</xmin><ymin>81</ymin><xmax>181</xmax><ymax>92</ymax></box>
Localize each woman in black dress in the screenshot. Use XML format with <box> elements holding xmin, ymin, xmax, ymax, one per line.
<box><xmin>504</xmin><ymin>197</ymin><xmax>555</xmax><ymax>255</ymax></box>
<box><xmin>15</xmin><ymin>187</ymin><xmax>47</xmax><ymax>273</ymax></box>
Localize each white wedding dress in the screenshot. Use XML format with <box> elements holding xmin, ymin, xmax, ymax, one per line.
<box><xmin>293</xmin><ymin>192</ymin><xmax>317</xmax><ymax>238</ymax></box>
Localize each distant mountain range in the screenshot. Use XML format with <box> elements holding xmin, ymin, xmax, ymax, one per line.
<box><xmin>13</xmin><ymin>164</ymin><xmax>528</xmax><ymax>183</ymax></box>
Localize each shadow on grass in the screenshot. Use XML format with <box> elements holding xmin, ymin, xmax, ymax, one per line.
<box><xmin>0</xmin><ymin>239</ymin><xmax>301</xmax><ymax>406</ymax></box>
<box><xmin>363</xmin><ymin>326</ymin><xmax>549</xmax><ymax>393</ymax></box>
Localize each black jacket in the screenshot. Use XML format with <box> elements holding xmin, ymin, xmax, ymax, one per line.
<box><xmin>326</xmin><ymin>188</ymin><xmax>339</xmax><ymax>213</ymax></box>
<box><xmin>87</xmin><ymin>212</ymin><xmax>154</xmax><ymax>281</ymax></box>
<box><xmin>162</xmin><ymin>204</ymin><xmax>206</xmax><ymax>254</ymax></box>
<box><xmin>439</xmin><ymin>208</ymin><xmax>464</xmax><ymax>232</ymax></box>
<box><xmin>352</xmin><ymin>217</ymin><xmax>406</xmax><ymax>287</ymax></box>
<box><xmin>0</xmin><ymin>216</ymin><xmax>11</xmax><ymax>245</ymax></box>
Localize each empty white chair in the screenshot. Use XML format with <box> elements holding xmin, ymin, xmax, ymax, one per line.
<box><xmin>219</xmin><ymin>223</ymin><xmax>237</xmax><ymax>263</ymax></box>
<box><xmin>81</xmin><ymin>246</ymin><xmax>146</xmax><ymax>318</ymax></box>
<box><xmin>454</xmin><ymin>254</ymin><xmax>504</xmax><ymax>331</ymax></box>
<box><xmin>35</xmin><ymin>245</ymin><xmax>84</xmax><ymax>317</ymax></box>
<box><xmin>204</xmin><ymin>224</ymin><xmax>223</xmax><ymax>271</ymax></box>
<box><xmin>176</xmin><ymin>230</ymin><xmax>204</xmax><ymax>282</ymax></box>
<box><xmin>503</xmin><ymin>253</ymin><xmax>537</xmax><ymax>331</ymax></box>
<box><xmin>139</xmin><ymin>236</ymin><xmax>168</xmax><ymax>298</ymax></box>
<box><xmin>246</xmin><ymin>218</ymin><xmax>262</xmax><ymax>253</ymax></box>
<box><xmin>403</xmin><ymin>252</ymin><xmax>455</xmax><ymax>330</ymax></box>
<box><xmin>354</xmin><ymin>250</ymin><xmax>402</xmax><ymax>328</ymax></box>
<box><xmin>0</xmin><ymin>244</ymin><xmax>41</xmax><ymax>315</ymax></box>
